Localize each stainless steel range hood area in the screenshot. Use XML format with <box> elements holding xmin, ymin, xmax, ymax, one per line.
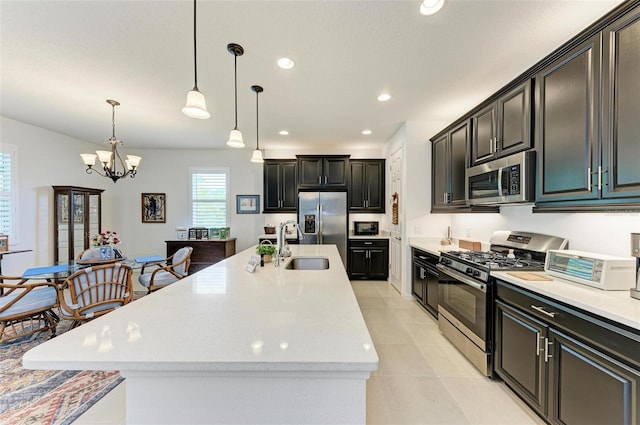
<box><xmin>465</xmin><ymin>151</ymin><xmax>536</xmax><ymax>206</ymax></box>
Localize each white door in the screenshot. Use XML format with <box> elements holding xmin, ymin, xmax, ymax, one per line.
<box><xmin>389</xmin><ymin>147</ymin><xmax>402</xmax><ymax>292</ymax></box>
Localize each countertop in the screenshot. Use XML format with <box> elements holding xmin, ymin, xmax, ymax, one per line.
<box><xmin>493</xmin><ymin>271</ymin><xmax>640</xmax><ymax>331</ymax></box>
<box><xmin>258</xmin><ymin>233</ymin><xmax>298</xmax><ymax>240</ymax></box>
<box><xmin>409</xmin><ymin>237</ymin><xmax>640</xmax><ymax>331</ymax></box>
<box><xmin>349</xmin><ymin>231</ymin><xmax>390</xmax><ymax>240</ymax></box>
<box><xmin>409</xmin><ymin>237</ymin><xmax>469</xmax><ymax>256</ymax></box>
<box><xmin>23</xmin><ymin>245</ymin><xmax>378</xmax><ymax>373</ymax></box>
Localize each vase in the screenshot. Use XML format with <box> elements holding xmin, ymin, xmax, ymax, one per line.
<box><xmin>263</xmin><ymin>254</ymin><xmax>272</xmax><ymax>263</ymax></box>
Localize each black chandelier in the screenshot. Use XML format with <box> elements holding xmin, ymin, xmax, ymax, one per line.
<box><xmin>81</xmin><ymin>99</ymin><xmax>142</xmax><ymax>183</ymax></box>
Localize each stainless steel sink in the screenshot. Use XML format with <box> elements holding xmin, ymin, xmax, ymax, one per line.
<box><xmin>285</xmin><ymin>257</ymin><xmax>330</xmax><ymax>270</ymax></box>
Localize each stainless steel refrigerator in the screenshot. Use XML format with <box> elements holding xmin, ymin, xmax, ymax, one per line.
<box><xmin>298</xmin><ymin>191</ymin><xmax>348</xmax><ymax>266</ymax></box>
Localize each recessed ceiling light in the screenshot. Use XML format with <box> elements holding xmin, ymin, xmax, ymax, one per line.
<box><xmin>377</xmin><ymin>93</ymin><xmax>391</xmax><ymax>102</ymax></box>
<box><xmin>277</xmin><ymin>57</ymin><xmax>295</xmax><ymax>69</ymax></box>
<box><xmin>279</xmin><ymin>130</ymin><xmax>289</xmax><ymax>136</ymax></box>
<box><xmin>420</xmin><ymin>0</ymin><xmax>444</xmax><ymax>16</ymax></box>
<box><xmin>362</xmin><ymin>130</ymin><xmax>372</xmax><ymax>135</ymax></box>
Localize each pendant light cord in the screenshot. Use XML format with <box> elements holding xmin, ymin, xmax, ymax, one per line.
<box><xmin>255</xmin><ymin>89</ymin><xmax>259</xmax><ymax>149</ymax></box>
<box><xmin>234</xmin><ymin>54</ymin><xmax>238</xmax><ymax>129</ymax></box>
<box><xmin>193</xmin><ymin>0</ymin><xmax>198</xmax><ymax>89</ymax></box>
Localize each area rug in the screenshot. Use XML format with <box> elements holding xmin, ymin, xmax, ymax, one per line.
<box><xmin>0</xmin><ymin>292</ymin><xmax>146</xmax><ymax>425</ymax></box>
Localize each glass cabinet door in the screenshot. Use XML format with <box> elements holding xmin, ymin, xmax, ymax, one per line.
<box><xmin>53</xmin><ymin>186</ymin><xmax>104</xmax><ymax>263</ymax></box>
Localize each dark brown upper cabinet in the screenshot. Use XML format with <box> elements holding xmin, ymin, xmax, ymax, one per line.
<box><xmin>535</xmin><ymin>35</ymin><xmax>601</xmax><ymax>204</ymax></box>
<box><xmin>297</xmin><ymin>155</ymin><xmax>349</xmax><ymax>189</ymax></box>
<box><xmin>263</xmin><ymin>159</ymin><xmax>297</xmax><ymax>213</ymax></box>
<box><xmin>349</xmin><ymin>159</ymin><xmax>385</xmax><ymax>213</ymax></box>
<box><xmin>601</xmin><ymin>6</ymin><xmax>640</xmax><ymax>200</ymax></box>
<box><xmin>536</xmin><ymin>3</ymin><xmax>640</xmax><ymax>208</ymax></box>
<box><xmin>431</xmin><ymin>120</ymin><xmax>469</xmax><ymax>211</ymax></box>
<box><xmin>471</xmin><ymin>80</ymin><xmax>532</xmax><ymax>166</ymax></box>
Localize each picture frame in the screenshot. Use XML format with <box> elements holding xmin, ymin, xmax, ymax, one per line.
<box><xmin>236</xmin><ymin>195</ymin><xmax>260</xmax><ymax>214</ymax></box>
<box><xmin>141</xmin><ymin>193</ymin><xmax>166</xmax><ymax>223</ymax></box>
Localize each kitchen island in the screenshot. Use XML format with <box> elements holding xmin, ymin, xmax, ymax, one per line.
<box><xmin>23</xmin><ymin>245</ymin><xmax>378</xmax><ymax>424</ymax></box>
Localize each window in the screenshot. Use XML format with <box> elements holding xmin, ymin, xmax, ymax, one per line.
<box><xmin>0</xmin><ymin>144</ymin><xmax>18</xmax><ymax>243</ymax></box>
<box><xmin>190</xmin><ymin>168</ymin><xmax>229</xmax><ymax>227</ymax></box>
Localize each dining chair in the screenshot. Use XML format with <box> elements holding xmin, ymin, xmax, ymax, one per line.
<box><xmin>138</xmin><ymin>246</ymin><xmax>193</xmax><ymax>293</ymax></box>
<box><xmin>0</xmin><ymin>276</ymin><xmax>59</xmax><ymax>343</ymax></box>
<box><xmin>58</xmin><ymin>262</ymin><xmax>133</xmax><ymax>329</ymax></box>
<box><xmin>76</xmin><ymin>246</ymin><xmax>123</xmax><ymax>263</ymax></box>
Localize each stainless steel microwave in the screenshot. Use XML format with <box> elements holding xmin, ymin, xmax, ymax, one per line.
<box><xmin>353</xmin><ymin>221</ymin><xmax>379</xmax><ymax>236</ymax></box>
<box><xmin>466</xmin><ymin>151</ymin><xmax>535</xmax><ymax>205</ymax></box>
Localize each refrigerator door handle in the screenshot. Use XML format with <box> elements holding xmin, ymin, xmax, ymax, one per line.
<box><xmin>318</xmin><ymin>204</ymin><xmax>323</xmax><ymax>244</ymax></box>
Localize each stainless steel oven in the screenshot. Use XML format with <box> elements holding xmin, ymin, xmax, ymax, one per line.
<box><xmin>437</xmin><ymin>264</ymin><xmax>491</xmax><ymax>375</ymax></box>
<box><xmin>436</xmin><ymin>231</ymin><xmax>569</xmax><ymax>377</ymax></box>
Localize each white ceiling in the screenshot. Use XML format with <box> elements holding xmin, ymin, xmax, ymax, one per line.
<box><xmin>0</xmin><ymin>0</ymin><xmax>624</xmax><ymax>152</ymax></box>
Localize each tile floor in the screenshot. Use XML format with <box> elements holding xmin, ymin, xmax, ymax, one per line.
<box><xmin>75</xmin><ymin>280</ymin><xmax>545</xmax><ymax>424</ymax></box>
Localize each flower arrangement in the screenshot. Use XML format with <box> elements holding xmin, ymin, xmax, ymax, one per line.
<box><xmin>91</xmin><ymin>230</ymin><xmax>120</xmax><ymax>247</ymax></box>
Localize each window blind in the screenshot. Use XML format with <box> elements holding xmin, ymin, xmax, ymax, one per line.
<box><xmin>0</xmin><ymin>150</ymin><xmax>13</xmax><ymax>236</ymax></box>
<box><xmin>191</xmin><ymin>170</ymin><xmax>228</xmax><ymax>227</ymax></box>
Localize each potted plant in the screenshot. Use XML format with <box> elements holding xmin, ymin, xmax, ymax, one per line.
<box><xmin>257</xmin><ymin>242</ymin><xmax>277</xmax><ymax>263</ymax></box>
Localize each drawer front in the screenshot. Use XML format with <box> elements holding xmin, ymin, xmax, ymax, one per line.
<box><xmin>349</xmin><ymin>239</ymin><xmax>389</xmax><ymax>249</ymax></box>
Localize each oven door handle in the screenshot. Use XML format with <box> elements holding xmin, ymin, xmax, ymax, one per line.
<box><xmin>437</xmin><ymin>264</ymin><xmax>487</xmax><ymax>293</ymax></box>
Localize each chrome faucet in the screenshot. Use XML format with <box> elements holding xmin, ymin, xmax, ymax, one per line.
<box><xmin>275</xmin><ymin>220</ymin><xmax>304</xmax><ymax>267</ymax></box>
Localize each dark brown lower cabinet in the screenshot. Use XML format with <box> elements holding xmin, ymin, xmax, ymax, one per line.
<box><xmin>166</xmin><ymin>239</ymin><xmax>236</xmax><ymax>274</ymax></box>
<box><xmin>348</xmin><ymin>239</ymin><xmax>389</xmax><ymax>280</ymax></box>
<box><xmin>495</xmin><ymin>281</ymin><xmax>640</xmax><ymax>425</ymax></box>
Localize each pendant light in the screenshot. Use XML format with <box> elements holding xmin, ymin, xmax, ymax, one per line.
<box><xmin>250</xmin><ymin>85</ymin><xmax>264</xmax><ymax>163</ymax></box>
<box><xmin>226</xmin><ymin>43</ymin><xmax>245</xmax><ymax>148</ymax></box>
<box><xmin>419</xmin><ymin>0</ymin><xmax>445</xmax><ymax>15</ymax></box>
<box><xmin>182</xmin><ymin>0</ymin><xmax>210</xmax><ymax>119</ymax></box>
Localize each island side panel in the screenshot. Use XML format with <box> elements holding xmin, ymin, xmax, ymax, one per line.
<box><xmin>122</xmin><ymin>370</ymin><xmax>369</xmax><ymax>425</ymax></box>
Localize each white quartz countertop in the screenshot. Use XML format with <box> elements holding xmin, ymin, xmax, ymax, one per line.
<box><xmin>409</xmin><ymin>237</ymin><xmax>465</xmax><ymax>256</ymax></box>
<box><xmin>24</xmin><ymin>245</ymin><xmax>378</xmax><ymax>373</ymax></box>
<box><xmin>349</xmin><ymin>232</ymin><xmax>390</xmax><ymax>240</ymax></box>
<box><xmin>493</xmin><ymin>271</ymin><xmax>640</xmax><ymax>331</ymax></box>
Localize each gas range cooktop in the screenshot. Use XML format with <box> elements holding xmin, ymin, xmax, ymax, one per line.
<box><xmin>438</xmin><ymin>230</ymin><xmax>569</xmax><ymax>283</ymax></box>
<box><xmin>443</xmin><ymin>251</ymin><xmax>546</xmax><ymax>270</ymax></box>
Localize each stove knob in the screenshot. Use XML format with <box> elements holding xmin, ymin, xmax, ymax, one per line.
<box><xmin>465</xmin><ymin>267</ymin><xmax>473</xmax><ymax>275</ymax></box>
<box><xmin>473</xmin><ymin>270</ymin><xmax>481</xmax><ymax>277</ymax></box>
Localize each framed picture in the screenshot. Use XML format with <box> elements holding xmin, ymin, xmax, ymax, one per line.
<box><xmin>142</xmin><ymin>193</ymin><xmax>166</xmax><ymax>223</ymax></box>
<box><xmin>236</xmin><ymin>195</ymin><xmax>260</xmax><ymax>214</ymax></box>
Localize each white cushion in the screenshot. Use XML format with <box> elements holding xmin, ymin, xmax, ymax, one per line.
<box><xmin>138</xmin><ymin>270</ymin><xmax>180</xmax><ymax>288</ymax></box>
<box><xmin>171</xmin><ymin>247</ymin><xmax>191</xmax><ymax>276</ymax></box>
<box><xmin>0</xmin><ymin>286</ymin><xmax>57</xmax><ymax>319</ymax></box>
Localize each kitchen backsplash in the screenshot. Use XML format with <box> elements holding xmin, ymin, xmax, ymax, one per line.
<box><xmin>409</xmin><ymin>205</ymin><xmax>639</xmax><ymax>258</ymax></box>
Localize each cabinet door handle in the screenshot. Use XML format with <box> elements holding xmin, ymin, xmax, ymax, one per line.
<box><xmin>364</xmin><ymin>242</ymin><xmax>373</xmax><ymax>245</ymax></box>
<box><xmin>531</xmin><ymin>305</ymin><xmax>556</xmax><ymax>318</ymax></box>
<box><xmin>544</xmin><ymin>338</ymin><xmax>553</xmax><ymax>363</ymax></box>
<box><xmin>535</xmin><ymin>333</ymin><xmax>543</xmax><ymax>357</ymax></box>
<box><xmin>318</xmin><ymin>176</ymin><xmax>322</xmax><ymax>184</ymax></box>
<box><xmin>588</xmin><ymin>167</ymin><xmax>593</xmax><ymax>192</ymax></box>
<box><xmin>598</xmin><ymin>165</ymin><xmax>602</xmax><ymax>190</ymax></box>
